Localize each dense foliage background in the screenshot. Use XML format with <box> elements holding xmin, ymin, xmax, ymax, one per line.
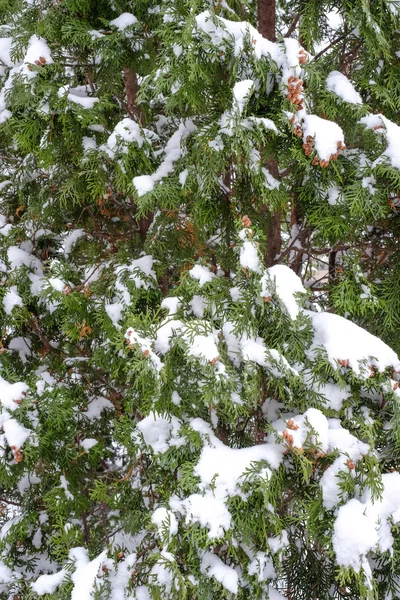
<box><xmin>1</xmin><ymin>0</ymin><xmax>400</xmax><ymax>598</ymax></box>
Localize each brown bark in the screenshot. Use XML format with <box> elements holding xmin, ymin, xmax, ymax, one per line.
<box><xmin>264</xmin><ymin>157</ymin><xmax>282</xmax><ymax>267</ymax></box>
<box><xmin>258</xmin><ymin>0</ymin><xmax>280</xmax><ymax>266</ymax></box>
<box><xmin>123</xmin><ymin>67</ymin><xmax>142</xmax><ymax>122</ymax></box>
<box><xmin>257</xmin><ymin>0</ymin><xmax>276</xmax><ymax>41</ymax></box>
<box><xmin>265</xmin><ymin>209</ymin><xmax>282</xmax><ymax>267</ymax></box>
<box><xmin>328</xmin><ymin>251</ymin><xmax>337</xmax><ymax>284</ymax></box>
<box><xmin>289</xmin><ymin>202</ymin><xmax>308</xmax><ymax>276</ymax></box>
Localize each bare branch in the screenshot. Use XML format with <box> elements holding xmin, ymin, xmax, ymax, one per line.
<box><xmin>284</xmin><ymin>14</ymin><xmax>300</xmax><ymax>38</ymax></box>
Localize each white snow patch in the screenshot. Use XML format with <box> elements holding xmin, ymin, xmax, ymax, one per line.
<box><xmin>189</xmin><ymin>264</ymin><xmax>215</xmax><ymax>286</ymax></box>
<box><xmin>233</xmin><ymin>80</ymin><xmax>254</xmax><ymax>115</ymax></box>
<box><xmin>110</xmin><ymin>13</ymin><xmax>138</xmax><ymax>30</ymax></box>
<box><xmin>200</xmin><ymin>552</ymin><xmax>238</xmax><ymax>594</ymax></box>
<box><xmin>310</xmin><ymin>311</ymin><xmax>399</xmax><ymax>375</ymax></box>
<box><xmin>32</xmin><ymin>570</ymin><xmax>66</xmax><ymax>595</ymax></box>
<box><xmin>261</xmin><ymin>265</ymin><xmax>306</xmax><ymax>319</ymax></box>
<box><xmin>326</xmin><ymin>71</ymin><xmax>362</xmax><ymax>105</ymax></box>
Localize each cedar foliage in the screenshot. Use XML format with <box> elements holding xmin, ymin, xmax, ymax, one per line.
<box><xmin>1</xmin><ymin>1</ymin><xmax>400</xmax><ymax>599</ymax></box>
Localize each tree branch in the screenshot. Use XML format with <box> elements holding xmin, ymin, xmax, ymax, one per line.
<box><xmin>0</xmin><ymin>496</ymin><xmax>22</xmax><ymax>507</ymax></box>
<box><xmin>312</xmin><ymin>33</ymin><xmax>346</xmax><ymax>62</ymax></box>
<box><xmin>284</xmin><ymin>14</ymin><xmax>300</xmax><ymax>38</ymax></box>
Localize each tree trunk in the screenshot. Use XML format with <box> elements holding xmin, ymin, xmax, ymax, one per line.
<box><xmin>258</xmin><ymin>0</ymin><xmax>280</xmax><ymax>266</ymax></box>
<box><xmin>123</xmin><ymin>67</ymin><xmax>142</xmax><ymax>122</ymax></box>
<box><xmin>265</xmin><ymin>209</ymin><xmax>282</xmax><ymax>267</ymax></box>
<box><xmin>257</xmin><ymin>0</ymin><xmax>276</xmax><ymax>41</ymax></box>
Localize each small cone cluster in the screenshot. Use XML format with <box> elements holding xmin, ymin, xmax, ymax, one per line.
<box><xmin>298</xmin><ymin>48</ymin><xmax>308</xmax><ymax>65</ymax></box>
<box><xmin>34</xmin><ymin>56</ymin><xmax>47</xmax><ymax>66</ymax></box>
<box><xmin>290</xmin><ymin>116</ymin><xmax>346</xmax><ymax>167</ymax></box>
<box><xmin>286</xmin><ymin>76</ymin><xmax>304</xmax><ymax>110</ymax></box>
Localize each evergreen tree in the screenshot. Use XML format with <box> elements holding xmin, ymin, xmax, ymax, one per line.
<box><xmin>1</xmin><ymin>0</ymin><xmax>400</xmax><ymax>598</ymax></box>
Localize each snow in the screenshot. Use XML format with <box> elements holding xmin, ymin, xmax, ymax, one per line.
<box><xmin>195</xmin><ymin>11</ymin><xmax>282</xmax><ymax>65</ymax></box>
<box><xmin>310</xmin><ymin>311</ymin><xmax>399</xmax><ymax>375</ymax></box>
<box><xmin>3</xmin><ymin>286</ymin><xmax>23</xmax><ymax>314</ymax></box>
<box><xmin>133</xmin><ymin>121</ymin><xmax>196</xmax><ymax>197</ymax></box>
<box><xmin>173</xmin><ymin>492</ymin><xmax>232</xmax><ymax>539</ymax></box>
<box><xmin>69</xmin><ymin>548</ymin><xmax>107</xmax><ymax>600</ymax></box>
<box><xmin>136</xmin><ymin>413</ymin><xmax>183</xmax><ymax>454</ymax></box>
<box><xmin>200</xmin><ymin>552</ymin><xmax>238</xmax><ymax>594</ymax></box>
<box><xmin>195</xmin><ymin>436</ymin><xmax>283</xmax><ymax>498</ymax></box>
<box><xmin>268</xmin><ymin>587</ymin><xmax>287</xmax><ymax>600</ymax></box>
<box><xmin>362</xmin><ymin>176</ymin><xmax>376</xmax><ymax>194</ymax></box>
<box><xmin>247</xmin><ymin>117</ymin><xmax>278</xmax><ymax>133</ymax></box>
<box><xmin>233</xmin><ymin>80</ymin><xmax>254</xmax><ymax>115</ymax></box>
<box><xmin>186</xmin><ymin>333</ymin><xmax>219</xmax><ymax>363</ymax></box>
<box><xmin>222</xmin><ymin>322</ymin><xmax>293</xmax><ymax>374</ymax></box>
<box><xmin>63</xmin><ymin>229</ymin><xmax>85</xmax><ymax>256</ymax></box>
<box><xmin>0</xmin><ymin>561</ymin><xmax>13</xmax><ymax>584</ymax></box>
<box><xmin>150</xmin><ymin>552</ymin><xmax>175</xmax><ymax>593</ymax></box>
<box><xmin>134</xmin><ymin>587</ymin><xmax>151</xmax><ymax>600</ymax></box>
<box><xmin>240</xmin><ymin>240</ymin><xmax>262</xmax><ymax>273</ymax></box>
<box><xmin>326</xmin><ymin>185</ymin><xmax>341</xmax><ymax>205</ymax></box>
<box><xmin>261</xmin><ymin>265</ymin><xmax>306</xmax><ymax>319</ymax></box>
<box><xmin>360</xmin><ymin>114</ymin><xmax>400</xmax><ymax>170</ymax></box>
<box><xmin>8</xmin><ymin>336</ymin><xmax>31</xmax><ymax>363</ymax></box>
<box><xmin>326</xmin><ymin>71</ymin><xmax>362</xmax><ymax>105</ymax></box>
<box><xmin>0</xmin><ymin>38</ymin><xmax>14</xmax><ymax>68</ymax></box>
<box><xmin>320</xmin><ymin>425</ymin><xmax>369</xmax><ymax>509</ymax></box>
<box><xmin>7</xmin><ymin>246</ymin><xmax>43</xmax><ymax>272</ymax></box>
<box><xmin>333</xmin><ymin>499</ymin><xmax>378</xmax><ymax>571</ymax></box>
<box><xmin>3</xmin><ymin>416</ymin><xmax>30</xmax><ymax>449</ymax></box>
<box><xmin>315</xmin><ymin>381</ymin><xmax>350</xmax><ymax>411</ymax></box>
<box><xmin>161</xmin><ymin>297</ymin><xmax>181</xmax><ymax>314</ymax></box>
<box><xmin>82</xmin><ymin>136</ymin><xmax>96</xmax><ymax>152</ymax></box>
<box><xmin>151</xmin><ymin>507</ymin><xmax>178</xmax><ymax>538</ymax></box>
<box><xmin>179</xmin><ymin>169</ymin><xmax>188</xmax><ymax>186</ymax></box>
<box><xmin>301</xmin><ymin>114</ymin><xmax>345</xmax><ymax>161</ymax></box>
<box><xmin>262</xmin><ymin>167</ymin><xmax>280</xmax><ymax>190</ymax></box>
<box><xmin>60</xmin><ymin>475</ymin><xmax>73</xmax><ymax>500</ymax></box>
<box><xmin>154</xmin><ymin>319</ymin><xmax>184</xmax><ymax>354</ymax></box>
<box><xmin>248</xmin><ymin>551</ymin><xmax>275</xmax><ymax>582</ymax></box>
<box><xmin>81</xmin><ymin>438</ymin><xmax>98</xmax><ymax>451</ymax></box>
<box><xmin>362</xmin><ymin>472</ymin><xmax>400</xmax><ymax>553</ymax></box>
<box><xmin>102</xmin><ymin>118</ymin><xmax>146</xmax><ymax>159</ymax></box>
<box><xmin>271</xmin><ymin>408</ymin><xmax>329</xmax><ymax>452</ymax></box>
<box><xmin>67</xmin><ymin>87</ymin><xmax>99</xmax><ymax>109</ymax></box>
<box><xmin>126</xmin><ymin>329</ymin><xmax>163</xmax><ymax>371</ymax></box>
<box><xmin>105</xmin><ymin>302</ymin><xmax>123</xmax><ymax>326</ymax></box>
<box><xmin>83</xmin><ymin>396</ymin><xmax>114</xmax><ymax>420</ymax></box>
<box><xmin>49</xmin><ymin>277</ymin><xmax>65</xmax><ymax>292</ymax></box>
<box><xmin>130</xmin><ymin>255</ymin><xmax>156</xmax><ymax>288</ymax></box>
<box><xmin>32</xmin><ymin>570</ymin><xmax>66</xmax><ymax>595</ymax></box>
<box><xmin>132</xmin><ymin>175</ymin><xmax>154</xmax><ymax>196</ymax></box>
<box><xmin>189</xmin><ymin>295</ymin><xmax>207</xmax><ymax>317</ymax></box>
<box><xmin>189</xmin><ymin>264</ymin><xmax>215</xmax><ymax>286</ymax></box>
<box><xmin>110</xmin><ymin>13</ymin><xmax>138</xmax><ymax>30</ymax></box>
<box><xmin>0</xmin><ymin>377</ymin><xmax>28</xmax><ymax>411</ymax></box>
<box><xmin>24</xmin><ymin>35</ymin><xmax>53</xmax><ymax>69</ymax></box>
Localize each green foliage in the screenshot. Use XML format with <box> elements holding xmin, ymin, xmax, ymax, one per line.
<box><xmin>1</xmin><ymin>0</ymin><xmax>400</xmax><ymax>599</ymax></box>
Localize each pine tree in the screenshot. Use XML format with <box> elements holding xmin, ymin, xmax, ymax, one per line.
<box><xmin>1</xmin><ymin>1</ymin><xmax>400</xmax><ymax>599</ymax></box>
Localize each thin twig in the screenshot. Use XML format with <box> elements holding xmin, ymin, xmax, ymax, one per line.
<box><xmin>284</xmin><ymin>14</ymin><xmax>300</xmax><ymax>38</ymax></box>
<box><xmin>312</xmin><ymin>33</ymin><xmax>346</xmax><ymax>62</ymax></box>
<box><xmin>0</xmin><ymin>496</ymin><xmax>22</xmax><ymax>507</ymax></box>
